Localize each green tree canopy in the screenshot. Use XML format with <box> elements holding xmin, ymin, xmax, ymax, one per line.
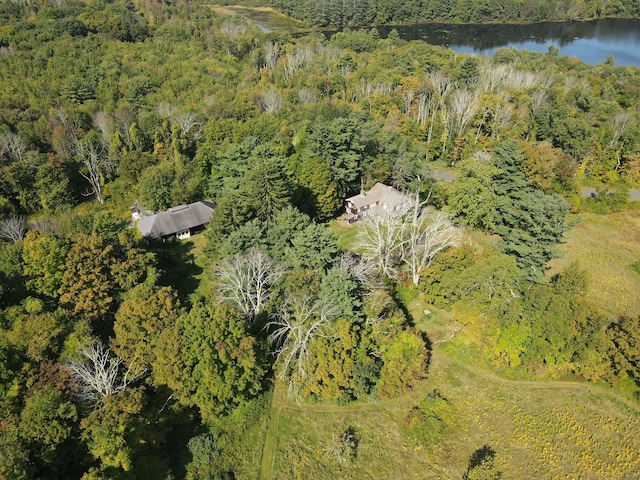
<box><xmin>153</xmin><ymin>303</ymin><xmax>266</xmax><ymax>421</ymax></box>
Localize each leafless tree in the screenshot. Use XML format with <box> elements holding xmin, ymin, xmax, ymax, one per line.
<box><xmin>416</xmin><ymin>90</ymin><xmax>434</xmax><ymax>126</ymax></box>
<box><xmin>171</xmin><ymin>111</ymin><xmax>203</xmax><ymax>140</ymax></box>
<box><xmin>0</xmin><ymin>131</ymin><xmax>29</xmax><ymax>162</ymax></box>
<box><xmin>0</xmin><ymin>215</ymin><xmax>27</xmax><ymax>243</ymax></box>
<box><xmin>156</xmin><ymin>102</ymin><xmax>179</xmax><ymax>119</ymax></box>
<box><xmin>113</xmin><ymin>107</ymin><xmax>137</xmax><ymax>148</ymax></box>
<box><xmin>422</xmin><ymin>72</ymin><xmax>453</xmax><ymax>155</ymax></box>
<box><xmin>479</xmin><ymin>63</ymin><xmax>503</xmax><ymax>94</ymax></box>
<box><xmin>284</xmin><ymin>46</ymin><xmax>312</xmax><ymax>85</ymax></box>
<box><xmin>220</xmin><ymin>21</ymin><xmax>247</xmax><ymax>37</ymax></box>
<box><xmin>609</xmin><ymin>111</ymin><xmax>632</xmax><ymax>150</ymax></box>
<box><xmin>67</xmin><ymin>341</ymin><xmax>145</xmax><ymax>406</ymax></box>
<box><xmin>402</xmin><ymin>202</ymin><xmax>462</xmax><ymax>285</ymax></box>
<box><xmin>267</xmin><ymin>294</ymin><xmax>339</xmax><ymax>398</ymax></box>
<box><xmin>263</xmin><ymin>41</ymin><xmax>280</xmax><ymax>70</ymax></box>
<box><xmin>93</xmin><ymin>111</ymin><xmax>113</xmax><ymax>141</ymax></box>
<box><xmin>355</xmin><ymin>202</ymin><xmax>412</xmax><ymax>278</ymax></box>
<box><xmin>402</xmin><ymin>89</ymin><xmax>415</xmax><ymax>118</ymax></box>
<box><xmin>324</xmin><ymin>428</ymin><xmax>357</xmax><ymax>464</ymax></box>
<box><xmin>298</xmin><ymin>87</ymin><xmax>317</xmax><ymax>105</ymax></box>
<box><xmin>54</xmin><ymin>110</ymin><xmax>112</xmax><ymax>204</ymax></box>
<box><xmin>334</xmin><ymin>252</ymin><xmax>379</xmax><ymax>290</ymax></box>
<box><xmin>488</xmin><ymin>100</ymin><xmax>514</xmax><ymax>143</ymax></box>
<box><xmin>449</xmin><ymin>88</ymin><xmax>479</xmax><ymax>140</ymax></box>
<box><xmin>216</xmin><ymin>249</ymin><xmax>286</xmax><ymax>322</ymax></box>
<box><xmin>76</xmin><ymin>134</ymin><xmax>109</xmax><ymax>204</ymax></box>
<box><xmin>258</xmin><ymin>88</ymin><xmax>283</xmax><ymax>114</ymax></box>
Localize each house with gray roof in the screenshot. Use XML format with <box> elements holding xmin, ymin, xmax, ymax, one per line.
<box><xmin>135</xmin><ymin>201</ymin><xmax>216</xmax><ymax>241</ymax></box>
<box><xmin>344</xmin><ymin>183</ymin><xmax>412</xmax><ymax>223</ymax></box>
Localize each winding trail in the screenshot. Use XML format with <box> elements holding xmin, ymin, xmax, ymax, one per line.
<box><xmin>257</xmin><ymin>348</ymin><xmax>639</xmax><ymax>479</ymax></box>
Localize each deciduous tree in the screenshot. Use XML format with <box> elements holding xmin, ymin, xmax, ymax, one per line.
<box><xmin>216</xmin><ymin>249</ymin><xmax>286</xmax><ymax>322</ymax></box>
<box><xmin>67</xmin><ymin>341</ymin><xmax>145</xmax><ymax>406</ymax></box>
<box><xmin>111</xmin><ymin>284</ymin><xmax>183</xmax><ymax>370</ymax></box>
<box><xmin>268</xmin><ymin>294</ymin><xmax>340</xmax><ymax>398</ymax></box>
<box><xmin>153</xmin><ymin>303</ymin><xmax>266</xmax><ymax>421</ymax></box>
<box><xmin>22</xmin><ymin>231</ymin><xmax>68</xmax><ymax>298</ymax></box>
<box><xmin>0</xmin><ymin>215</ymin><xmax>26</xmax><ymax>243</ymax></box>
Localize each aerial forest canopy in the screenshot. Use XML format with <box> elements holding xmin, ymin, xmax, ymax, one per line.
<box><xmin>231</xmin><ymin>0</ymin><xmax>640</xmax><ymax>27</ymax></box>
<box><xmin>1</xmin><ymin>0</ymin><xmax>640</xmax><ymax>478</ymax></box>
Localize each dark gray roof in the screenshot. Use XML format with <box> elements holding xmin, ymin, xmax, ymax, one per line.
<box><xmin>136</xmin><ymin>201</ymin><xmax>216</xmax><ymax>240</ymax></box>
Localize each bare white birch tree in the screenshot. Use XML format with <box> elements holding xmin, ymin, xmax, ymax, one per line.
<box><xmin>171</xmin><ymin>111</ymin><xmax>203</xmax><ymax>140</ymax></box>
<box><xmin>489</xmin><ymin>100</ymin><xmax>514</xmax><ymax>143</ymax></box>
<box><xmin>216</xmin><ymin>249</ymin><xmax>286</xmax><ymax>322</ymax></box>
<box><xmin>0</xmin><ymin>215</ymin><xmax>27</xmax><ymax>243</ymax></box>
<box><xmin>402</xmin><ymin>89</ymin><xmax>415</xmax><ymax>118</ymax></box>
<box><xmin>0</xmin><ymin>132</ymin><xmax>28</xmax><ymax>162</ymax></box>
<box><xmin>263</xmin><ymin>41</ymin><xmax>280</xmax><ymax>70</ymax></box>
<box><xmin>334</xmin><ymin>251</ymin><xmax>379</xmax><ymax>290</ymax></box>
<box><xmin>449</xmin><ymin>88</ymin><xmax>479</xmax><ymax>140</ymax></box>
<box><xmin>76</xmin><ymin>133</ymin><xmax>109</xmax><ymax>204</ymax></box>
<box><xmin>355</xmin><ymin>203</ymin><xmax>411</xmax><ymax>278</ymax></box>
<box><xmin>93</xmin><ymin>111</ymin><xmax>113</xmax><ymax>141</ymax></box>
<box><xmin>258</xmin><ymin>88</ymin><xmax>284</xmax><ymax>114</ymax></box>
<box><xmin>156</xmin><ymin>102</ymin><xmax>179</xmax><ymax>119</ymax></box>
<box><xmin>609</xmin><ymin>111</ymin><xmax>632</xmax><ymax>149</ymax></box>
<box><xmin>267</xmin><ymin>294</ymin><xmax>340</xmax><ymax>399</ymax></box>
<box><xmin>402</xmin><ymin>205</ymin><xmax>462</xmax><ymax>285</ymax></box>
<box><xmin>284</xmin><ymin>46</ymin><xmax>312</xmax><ymax>85</ymax></box>
<box><xmin>67</xmin><ymin>341</ymin><xmax>145</xmax><ymax>405</ymax></box>
<box><xmin>298</xmin><ymin>87</ymin><xmax>317</xmax><ymax>105</ymax></box>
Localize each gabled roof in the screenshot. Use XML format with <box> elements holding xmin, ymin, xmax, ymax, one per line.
<box><xmin>136</xmin><ymin>201</ymin><xmax>216</xmax><ymax>240</ymax></box>
<box><xmin>345</xmin><ymin>182</ymin><xmax>411</xmax><ymax>210</ymax></box>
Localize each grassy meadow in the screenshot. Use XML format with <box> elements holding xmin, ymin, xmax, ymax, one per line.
<box><xmin>263</xmin><ymin>345</ymin><xmax>640</xmax><ymax>479</ymax></box>
<box><xmin>259</xmin><ymin>208</ymin><xmax>640</xmax><ymax>479</ymax></box>
<box><xmin>548</xmin><ymin>210</ymin><xmax>640</xmax><ymax>318</ymax></box>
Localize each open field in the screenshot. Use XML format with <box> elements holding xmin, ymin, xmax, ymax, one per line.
<box><xmin>262</xmin><ymin>347</ymin><xmax>640</xmax><ymax>479</ymax></box>
<box><xmin>548</xmin><ymin>210</ymin><xmax>640</xmax><ymax>318</ymax></box>
<box><xmin>209</xmin><ymin>5</ymin><xmax>308</xmax><ymax>32</ymax></box>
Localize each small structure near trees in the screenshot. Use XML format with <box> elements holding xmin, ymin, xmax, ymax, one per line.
<box><xmin>133</xmin><ymin>200</ymin><xmax>215</xmax><ymax>241</ymax></box>
<box><xmin>344</xmin><ymin>182</ymin><xmax>413</xmax><ymax>223</ymax></box>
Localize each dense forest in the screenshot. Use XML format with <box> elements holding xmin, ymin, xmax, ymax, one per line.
<box><xmin>230</xmin><ymin>0</ymin><xmax>640</xmax><ymax>27</ymax></box>
<box><xmin>1</xmin><ymin>0</ymin><xmax>640</xmax><ymax>478</ymax></box>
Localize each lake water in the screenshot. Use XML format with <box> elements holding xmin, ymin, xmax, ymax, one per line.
<box><xmin>376</xmin><ymin>19</ymin><xmax>640</xmax><ymax>66</ymax></box>
<box><xmin>227</xmin><ymin>7</ymin><xmax>640</xmax><ymax>67</ymax></box>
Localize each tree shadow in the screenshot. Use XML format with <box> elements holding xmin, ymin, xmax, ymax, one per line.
<box><xmin>150</xmin><ymin>238</ymin><xmax>202</xmax><ymax>306</ymax></box>
<box><xmin>463</xmin><ymin>445</ymin><xmax>502</xmax><ymax>479</ymax></box>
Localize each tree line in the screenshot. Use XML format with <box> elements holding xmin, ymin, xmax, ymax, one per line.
<box><xmin>231</xmin><ymin>0</ymin><xmax>640</xmax><ymax>27</ymax></box>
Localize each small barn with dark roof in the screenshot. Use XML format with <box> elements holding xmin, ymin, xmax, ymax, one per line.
<box><xmin>135</xmin><ymin>201</ymin><xmax>216</xmax><ymax>241</ymax></box>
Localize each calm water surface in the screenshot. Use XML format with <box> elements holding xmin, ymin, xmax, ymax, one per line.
<box><xmin>230</xmin><ymin>8</ymin><xmax>640</xmax><ymax>67</ymax></box>
<box><xmin>376</xmin><ymin>19</ymin><xmax>640</xmax><ymax>66</ymax></box>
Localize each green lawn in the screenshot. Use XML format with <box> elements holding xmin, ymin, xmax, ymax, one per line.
<box><xmin>329</xmin><ymin>219</ymin><xmax>361</xmax><ymax>252</ymax></box>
